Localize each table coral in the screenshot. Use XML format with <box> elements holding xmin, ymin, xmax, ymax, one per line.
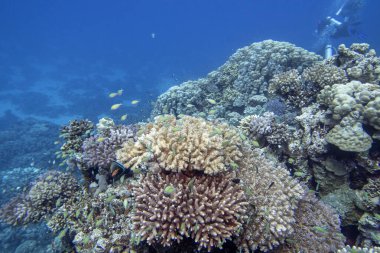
<box><xmin>117</xmin><ymin>115</ymin><xmax>243</xmax><ymax>175</ymax></box>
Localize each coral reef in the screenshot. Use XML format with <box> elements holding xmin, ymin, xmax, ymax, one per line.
<box><xmin>117</xmin><ymin>115</ymin><xmax>244</xmax><ymax>175</ymax></box>
<box><xmin>235</xmin><ymin>149</ymin><xmax>305</xmax><ymax>252</ymax></box>
<box><xmin>132</xmin><ymin>171</ymin><xmax>248</xmax><ymax>251</ymax></box>
<box><xmin>82</xmin><ymin>125</ymin><xmax>138</xmax><ymax>170</ymax></box>
<box><xmin>337</xmin><ymin>245</ymin><xmax>380</xmax><ymax>253</ymax></box>
<box><xmin>0</xmin><ymin>171</ymin><xmax>79</xmax><ymax>225</ymax></box>
<box><xmin>152</xmin><ymin>40</ymin><xmax>321</xmax><ymax>125</ymax></box>
<box><xmin>275</xmin><ymin>192</ymin><xmax>345</xmax><ymax>252</ymax></box>
<box><xmin>47</xmin><ymin>183</ymin><xmax>133</xmax><ymax>253</ymax></box>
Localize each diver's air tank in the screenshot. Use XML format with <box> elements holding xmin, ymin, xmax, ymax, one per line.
<box><xmin>325</xmin><ymin>44</ymin><xmax>333</xmax><ymax>59</ymax></box>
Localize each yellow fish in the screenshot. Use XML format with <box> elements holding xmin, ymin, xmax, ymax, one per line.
<box><xmin>206</xmin><ymin>98</ymin><xmax>217</xmax><ymax>105</ymax></box>
<box><xmin>120</xmin><ymin>114</ymin><xmax>128</xmax><ymax>121</ymax></box>
<box><xmin>117</xmin><ymin>89</ymin><xmax>123</xmax><ymax>95</ymax></box>
<box><xmin>131</xmin><ymin>100</ymin><xmax>140</xmax><ymax>105</ymax></box>
<box><xmin>96</xmin><ymin>137</ymin><xmax>106</xmax><ymax>142</ymax></box>
<box><xmin>109</xmin><ymin>92</ymin><xmax>118</xmax><ymax>98</ymax></box>
<box><xmin>111</xmin><ymin>103</ymin><xmax>122</xmax><ymax>110</ymax></box>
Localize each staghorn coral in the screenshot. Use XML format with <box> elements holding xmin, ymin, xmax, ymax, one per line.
<box><xmin>47</xmin><ymin>183</ymin><xmax>134</xmax><ymax>253</ymax></box>
<box><xmin>235</xmin><ymin>149</ymin><xmax>305</xmax><ymax>252</ymax></box>
<box><xmin>82</xmin><ymin>125</ymin><xmax>138</xmax><ymax>170</ymax></box>
<box><xmin>275</xmin><ymin>192</ymin><xmax>345</xmax><ymax>252</ymax></box>
<box><xmin>132</xmin><ymin>171</ymin><xmax>248</xmax><ymax>251</ymax></box>
<box><xmin>0</xmin><ymin>171</ymin><xmax>79</xmax><ymax>225</ymax></box>
<box><xmin>117</xmin><ymin>115</ymin><xmax>244</xmax><ymax>175</ymax></box>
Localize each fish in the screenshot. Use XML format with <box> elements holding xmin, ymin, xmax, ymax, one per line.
<box><xmin>111</xmin><ymin>103</ymin><xmax>122</xmax><ymax>110</ymax></box>
<box><xmin>111</xmin><ymin>168</ymin><xmax>120</xmax><ymax>177</ymax></box>
<box><xmin>54</xmin><ymin>141</ymin><xmax>60</xmax><ymax>145</ymax></box>
<box><xmin>206</xmin><ymin>98</ymin><xmax>217</xmax><ymax>105</ymax></box>
<box><xmin>96</xmin><ymin>137</ymin><xmax>106</xmax><ymax>142</ymax></box>
<box><xmin>109</xmin><ymin>92</ymin><xmax>118</xmax><ymax>98</ymax></box>
<box><xmin>117</xmin><ymin>89</ymin><xmax>123</xmax><ymax>95</ymax></box>
<box><xmin>131</xmin><ymin>100</ymin><xmax>140</xmax><ymax>105</ymax></box>
<box><xmin>120</xmin><ymin>114</ymin><xmax>128</xmax><ymax>121</ymax></box>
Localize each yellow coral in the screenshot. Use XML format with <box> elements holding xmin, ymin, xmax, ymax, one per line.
<box><xmin>116</xmin><ymin>115</ymin><xmax>243</xmax><ymax>175</ymax></box>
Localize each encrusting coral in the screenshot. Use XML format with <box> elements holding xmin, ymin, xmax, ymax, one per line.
<box><xmin>132</xmin><ymin>171</ymin><xmax>248</xmax><ymax>252</ymax></box>
<box><xmin>117</xmin><ymin>114</ymin><xmax>244</xmax><ymax>175</ymax></box>
<box><xmin>0</xmin><ymin>171</ymin><xmax>79</xmax><ymax>225</ymax></box>
<box><xmin>235</xmin><ymin>149</ymin><xmax>305</xmax><ymax>252</ymax></box>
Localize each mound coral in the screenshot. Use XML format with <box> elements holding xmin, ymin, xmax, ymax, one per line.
<box><xmin>152</xmin><ymin>40</ymin><xmax>321</xmax><ymax>125</ymax></box>
<box><xmin>117</xmin><ymin>115</ymin><xmax>244</xmax><ymax>175</ymax></box>
<box><xmin>235</xmin><ymin>150</ymin><xmax>305</xmax><ymax>252</ymax></box>
<box><xmin>0</xmin><ymin>171</ymin><xmax>79</xmax><ymax>225</ymax></box>
<box><xmin>276</xmin><ymin>192</ymin><xmax>345</xmax><ymax>252</ymax></box>
<box><xmin>132</xmin><ymin>171</ymin><xmax>248</xmax><ymax>251</ymax></box>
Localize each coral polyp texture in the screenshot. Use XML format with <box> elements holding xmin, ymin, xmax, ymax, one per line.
<box><xmin>235</xmin><ymin>150</ymin><xmax>305</xmax><ymax>252</ymax></box>
<box><xmin>132</xmin><ymin>171</ymin><xmax>248</xmax><ymax>251</ymax></box>
<box><xmin>0</xmin><ymin>171</ymin><xmax>79</xmax><ymax>225</ymax></box>
<box><xmin>275</xmin><ymin>192</ymin><xmax>345</xmax><ymax>252</ymax></box>
<box><xmin>117</xmin><ymin>115</ymin><xmax>244</xmax><ymax>175</ymax></box>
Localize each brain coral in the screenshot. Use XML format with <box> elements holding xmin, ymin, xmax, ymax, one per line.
<box><xmin>132</xmin><ymin>171</ymin><xmax>248</xmax><ymax>251</ymax></box>
<box><xmin>0</xmin><ymin>171</ymin><xmax>79</xmax><ymax>225</ymax></box>
<box><xmin>117</xmin><ymin>115</ymin><xmax>244</xmax><ymax>175</ymax></box>
<box><xmin>235</xmin><ymin>150</ymin><xmax>305</xmax><ymax>252</ymax></box>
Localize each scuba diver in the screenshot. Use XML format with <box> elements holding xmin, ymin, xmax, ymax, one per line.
<box><xmin>315</xmin><ymin>0</ymin><xmax>364</xmax><ymax>58</ymax></box>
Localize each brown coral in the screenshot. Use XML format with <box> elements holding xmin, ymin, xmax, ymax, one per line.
<box><xmin>275</xmin><ymin>192</ymin><xmax>345</xmax><ymax>253</ymax></box>
<box><xmin>132</xmin><ymin>171</ymin><xmax>248</xmax><ymax>251</ymax></box>
<box><xmin>235</xmin><ymin>149</ymin><xmax>305</xmax><ymax>252</ymax></box>
<box><xmin>0</xmin><ymin>171</ymin><xmax>79</xmax><ymax>225</ymax></box>
<box><xmin>117</xmin><ymin>115</ymin><xmax>244</xmax><ymax>175</ymax></box>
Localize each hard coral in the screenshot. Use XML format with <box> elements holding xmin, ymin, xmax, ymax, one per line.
<box><xmin>132</xmin><ymin>171</ymin><xmax>248</xmax><ymax>251</ymax></box>
<box><xmin>0</xmin><ymin>171</ymin><xmax>79</xmax><ymax>225</ymax></box>
<box><xmin>82</xmin><ymin>125</ymin><xmax>137</xmax><ymax>170</ymax></box>
<box><xmin>275</xmin><ymin>192</ymin><xmax>345</xmax><ymax>252</ymax></box>
<box><xmin>117</xmin><ymin>115</ymin><xmax>243</xmax><ymax>175</ymax></box>
<box><xmin>236</xmin><ymin>150</ymin><xmax>305</xmax><ymax>252</ymax></box>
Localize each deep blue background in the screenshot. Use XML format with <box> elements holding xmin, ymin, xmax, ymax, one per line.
<box><xmin>0</xmin><ymin>0</ymin><xmax>379</xmax><ymax>124</ymax></box>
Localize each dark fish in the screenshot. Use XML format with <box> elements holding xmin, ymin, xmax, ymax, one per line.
<box><xmin>110</xmin><ymin>161</ymin><xmax>133</xmax><ymax>179</ymax></box>
<box><xmin>268</xmin><ymin>181</ymin><xmax>275</xmax><ymax>189</ymax></box>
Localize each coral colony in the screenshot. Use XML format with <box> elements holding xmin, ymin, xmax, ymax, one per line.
<box><xmin>1</xmin><ymin>40</ymin><xmax>380</xmax><ymax>252</ymax></box>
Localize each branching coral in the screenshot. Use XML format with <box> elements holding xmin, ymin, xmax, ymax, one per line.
<box><xmin>48</xmin><ymin>183</ymin><xmax>133</xmax><ymax>253</ymax></box>
<box><xmin>275</xmin><ymin>192</ymin><xmax>345</xmax><ymax>252</ymax></box>
<box><xmin>0</xmin><ymin>171</ymin><xmax>79</xmax><ymax>225</ymax></box>
<box><xmin>60</xmin><ymin>119</ymin><xmax>94</xmax><ymax>155</ymax></box>
<box><xmin>117</xmin><ymin>115</ymin><xmax>244</xmax><ymax>175</ymax></box>
<box><xmin>82</xmin><ymin>125</ymin><xmax>138</xmax><ymax>170</ymax></box>
<box><xmin>132</xmin><ymin>171</ymin><xmax>248</xmax><ymax>251</ymax></box>
<box><xmin>337</xmin><ymin>245</ymin><xmax>380</xmax><ymax>253</ymax></box>
<box><xmin>235</xmin><ymin>149</ymin><xmax>305</xmax><ymax>252</ymax></box>
<box><xmin>239</xmin><ymin>112</ymin><xmax>291</xmax><ymax>146</ymax></box>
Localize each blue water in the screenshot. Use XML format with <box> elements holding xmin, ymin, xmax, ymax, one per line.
<box><xmin>1</xmin><ymin>0</ymin><xmax>379</xmax><ymax>125</ymax></box>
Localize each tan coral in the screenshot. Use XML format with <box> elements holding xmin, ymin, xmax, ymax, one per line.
<box><xmin>132</xmin><ymin>171</ymin><xmax>248</xmax><ymax>251</ymax></box>
<box><xmin>117</xmin><ymin>115</ymin><xmax>243</xmax><ymax>175</ymax></box>
<box><xmin>235</xmin><ymin>149</ymin><xmax>305</xmax><ymax>252</ymax></box>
